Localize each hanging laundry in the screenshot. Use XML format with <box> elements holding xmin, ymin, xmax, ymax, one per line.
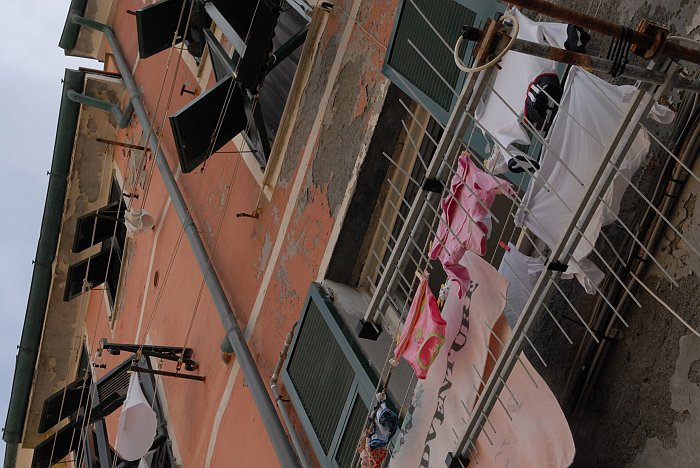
<box><xmin>393</xmin><ymin>273</ymin><xmax>446</xmax><ymax>379</ymax></box>
<box><xmin>429</xmin><ymin>152</ymin><xmax>514</xmax><ymax>298</ymax></box>
<box><xmin>390</xmin><ymin>253</ymin><xmax>575</xmax><ymax>467</ymax></box>
<box><xmin>476</xmin><ymin>8</ymin><xmax>589</xmax><ymax>174</ymax></box>
<box><xmin>390</xmin><ymin>253</ymin><xmax>508</xmax><ymax>467</ymax></box>
<box><xmin>498</xmin><ymin>244</ymin><xmax>545</xmax><ymax>327</ymax></box>
<box><xmin>472</xmin><ymin>356</ymin><xmax>575</xmax><ymax>468</ymax></box>
<box><xmin>515</xmin><ymin>66</ymin><xmax>674</xmax><ymax>288</ymax></box>
<box><xmin>498</xmin><ymin>242</ymin><xmax>605</xmax><ymax>322</ymax></box>
<box><xmin>368</xmin><ymin>402</ymin><xmax>399</xmax><ymax>449</ymax></box>
<box><xmin>124</xmin><ymin>209</ymin><xmax>155</xmax><ymax>237</ymax></box>
<box><xmin>359</xmin><ymin>400</ymin><xmax>398</xmax><ymax>467</ymax></box>
<box><xmin>115</xmin><ymin>373</ymin><xmax>158</xmax><ymax>461</ymax></box>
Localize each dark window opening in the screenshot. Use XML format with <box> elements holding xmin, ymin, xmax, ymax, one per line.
<box><xmin>34</xmin><ymin>356</ymin><xmax>178</xmax><ymax>468</ymax></box>
<box><xmin>135</xmin><ymin>0</ymin><xmax>211</xmax><ymax>61</ymax></box>
<box><xmin>65</xmin><ymin>177</ymin><xmax>126</xmax><ymax>305</ymax></box>
<box><xmin>382</xmin><ymin>117</ymin><xmax>445</xmax><ymax>307</ymax></box>
<box><xmin>257</xmin><ymin>5</ymin><xmax>308</xmax><ymax>146</ymax></box>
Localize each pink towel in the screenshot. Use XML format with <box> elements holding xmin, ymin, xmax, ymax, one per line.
<box><xmin>393</xmin><ymin>274</ymin><xmax>446</xmax><ymax>379</ymax></box>
<box><xmin>429</xmin><ymin>153</ymin><xmax>514</xmax><ymax>297</ymax></box>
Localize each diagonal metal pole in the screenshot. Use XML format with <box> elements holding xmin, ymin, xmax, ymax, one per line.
<box><xmin>448</xmin><ymin>62</ymin><xmax>678</xmax><ymax>464</ymax></box>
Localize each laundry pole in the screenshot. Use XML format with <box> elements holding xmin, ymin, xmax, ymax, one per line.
<box><xmin>505</xmin><ymin>0</ymin><xmax>700</xmax><ymax>63</ymax></box>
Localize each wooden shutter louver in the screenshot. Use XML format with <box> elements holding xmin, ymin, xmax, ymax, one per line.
<box><xmin>387</xmin><ymin>0</ymin><xmax>476</xmax><ymax>111</ymax></box>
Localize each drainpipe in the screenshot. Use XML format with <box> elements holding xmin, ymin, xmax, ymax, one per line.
<box><xmin>270</xmin><ymin>324</ymin><xmax>311</xmax><ymax>468</ymax></box>
<box><xmin>66</xmin><ymin>89</ymin><xmax>134</xmax><ymax>128</ymax></box>
<box><xmin>69</xmin><ymin>15</ymin><xmax>299</xmax><ymax>467</ymax></box>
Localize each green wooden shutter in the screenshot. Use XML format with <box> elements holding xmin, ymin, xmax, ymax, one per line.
<box><xmin>387</xmin><ymin>0</ymin><xmax>475</xmax><ymax>111</ymax></box>
<box><xmin>287</xmin><ymin>300</ymin><xmax>356</xmax><ymax>452</ymax></box>
<box><xmin>283</xmin><ymin>284</ymin><xmax>383</xmax><ymax>467</ymax></box>
<box><xmin>334</xmin><ymin>396</ymin><xmax>369</xmax><ymax>467</ymax></box>
<box><xmin>383</xmin><ymin>0</ymin><xmax>501</xmax><ymax>124</ymax></box>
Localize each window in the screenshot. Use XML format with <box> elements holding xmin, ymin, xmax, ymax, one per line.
<box><xmin>383</xmin><ymin>0</ymin><xmax>501</xmax><ymax>124</ymax></box>
<box><xmin>358</xmin><ymin>107</ymin><xmax>447</xmax><ymax>331</ymax></box>
<box><xmin>283</xmin><ymin>284</ymin><xmax>381</xmax><ymax>467</ymax></box>
<box><xmin>33</xmin><ymin>356</ymin><xmax>129</xmax><ymax>468</ymax></box>
<box><xmin>169</xmin><ymin>76</ymin><xmax>247</xmax><ymax>173</ymax></box>
<box><xmin>256</xmin><ymin>5</ymin><xmax>309</xmax><ymax>149</ymax></box>
<box><xmin>34</xmin><ymin>355</ymin><xmax>178</xmax><ymax>468</ymax></box>
<box><xmin>38</xmin><ymin>346</ymin><xmax>91</xmax><ymax>433</ymax></box>
<box><xmin>65</xmin><ymin>177</ymin><xmax>127</xmax><ymax>307</ymax></box>
<box><xmin>164</xmin><ymin>0</ymin><xmax>310</xmax><ymax>172</ymax></box>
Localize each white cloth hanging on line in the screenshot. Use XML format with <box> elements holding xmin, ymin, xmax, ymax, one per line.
<box><xmin>125</xmin><ymin>209</ymin><xmax>156</xmax><ymax>237</ymax></box>
<box><xmin>115</xmin><ymin>373</ymin><xmax>158</xmax><ymax>461</ymax></box>
<box><xmin>498</xmin><ymin>244</ymin><xmax>545</xmax><ymax>327</ymax></box>
<box><xmin>475</xmin><ymin>8</ymin><xmax>580</xmax><ymax>174</ymax></box>
<box><xmin>498</xmin><ymin>242</ymin><xmax>605</xmax><ymax>317</ymax></box>
<box><xmin>515</xmin><ymin>66</ymin><xmax>674</xmax><ymax>289</ymax></box>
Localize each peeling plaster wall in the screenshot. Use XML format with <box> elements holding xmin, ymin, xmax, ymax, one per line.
<box><xmin>42</xmin><ymin>0</ymin><xmax>700</xmax><ymax>466</ymax></box>
<box><xmin>72</xmin><ymin>0</ymin><xmax>116</xmax><ymax>59</ymax></box>
<box><xmin>23</xmin><ymin>77</ymin><xmax>124</xmax><ymax>447</ymax></box>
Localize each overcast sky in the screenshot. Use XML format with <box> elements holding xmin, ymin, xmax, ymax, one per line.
<box><xmin>0</xmin><ymin>1</ymin><xmax>94</xmax><ymax>459</ymax></box>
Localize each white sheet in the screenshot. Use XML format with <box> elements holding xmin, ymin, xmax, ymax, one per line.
<box><xmin>515</xmin><ymin>66</ymin><xmax>674</xmax><ymax>277</ymax></box>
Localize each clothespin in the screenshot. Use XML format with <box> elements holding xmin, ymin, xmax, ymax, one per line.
<box><xmin>415</xmin><ymin>270</ymin><xmax>428</xmax><ymax>281</ymax></box>
<box><xmin>437</xmin><ymin>282</ymin><xmax>451</xmax><ymax>308</ymax></box>
<box><xmin>498</xmin><ymin>240</ymin><xmax>510</xmax><ymax>251</ymax></box>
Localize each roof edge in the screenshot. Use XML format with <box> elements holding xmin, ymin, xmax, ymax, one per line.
<box><xmin>58</xmin><ymin>0</ymin><xmax>89</xmax><ymax>52</ymax></box>
<box><xmin>3</xmin><ymin>69</ymin><xmax>85</xmax><ymax>451</ymax></box>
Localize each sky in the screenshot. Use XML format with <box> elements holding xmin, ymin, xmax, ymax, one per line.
<box><xmin>0</xmin><ymin>0</ymin><xmax>94</xmax><ymax>460</ymax></box>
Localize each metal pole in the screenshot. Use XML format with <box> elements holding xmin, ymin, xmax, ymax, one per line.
<box><xmin>505</xmin><ymin>0</ymin><xmax>700</xmax><ymax>63</ymax></box>
<box><xmin>463</xmin><ymin>29</ymin><xmax>700</xmax><ymax>92</ymax></box>
<box><xmin>69</xmin><ymin>15</ymin><xmax>300</xmax><ymax>467</ymax></box>
<box><xmin>450</xmin><ymin>62</ymin><xmax>677</xmax><ymax>462</ymax></box>
<box><xmin>130</xmin><ymin>366</ymin><xmax>206</xmax><ymax>382</ymax></box>
<box><xmin>96</xmin><ymin>138</ymin><xmax>148</xmax><ymax>151</ymax></box>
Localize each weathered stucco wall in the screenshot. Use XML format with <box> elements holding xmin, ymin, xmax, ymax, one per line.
<box><xmin>78</xmin><ymin>0</ymin><xmax>405</xmax><ymax>466</ymax></box>
<box><xmin>25</xmin><ymin>76</ymin><xmax>124</xmax><ymax>447</ymax></box>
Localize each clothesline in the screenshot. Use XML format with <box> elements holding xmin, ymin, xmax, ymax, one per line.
<box><xmin>354</xmin><ymin>6</ymin><xmax>700</xmax><ymax>466</ymax></box>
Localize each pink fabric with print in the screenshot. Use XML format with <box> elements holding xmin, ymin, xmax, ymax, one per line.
<box><xmin>393</xmin><ymin>275</ymin><xmax>446</xmax><ymax>379</ymax></box>
<box><xmin>429</xmin><ymin>153</ymin><xmax>514</xmax><ymax>297</ymax></box>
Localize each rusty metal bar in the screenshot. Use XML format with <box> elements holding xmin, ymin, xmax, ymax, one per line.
<box><xmin>96</xmin><ymin>138</ymin><xmax>148</xmax><ymax>151</ymax></box>
<box><xmin>508</xmin><ymin>38</ymin><xmax>700</xmax><ymax>92</ymax></box>
<box><xmin>506</xmin><ymin>0</ymin><xmax>700</xmax><ymax>63</ymax></box>
<box><xmin>463</xmin><ymin>26</ymin><xmax>700</xmax><ymax>92</ymax></box>
<box><xmin>130</xmin><ymin>365</ymin><xmax>206</xmax><ymax>382</ymax></box>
